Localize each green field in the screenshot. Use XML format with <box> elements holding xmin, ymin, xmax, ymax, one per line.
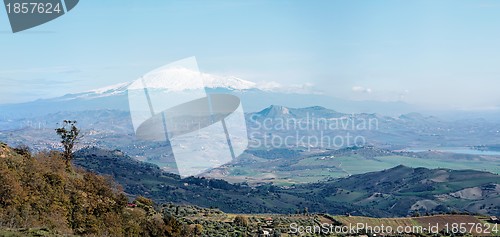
<box><xmin>217</xmin><ymin>148</ymin><xmax>500</xmax><ymax>185</ymax></box>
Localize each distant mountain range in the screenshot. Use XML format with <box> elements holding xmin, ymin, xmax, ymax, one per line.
<box><xmin>1</xmin><ymin>104</ymin><xmax>500</xmax><ymax>167</ymax></box>
<box><xmin>4</xmin><ymin>71</ymin><xmax>498</xmax><ymax>150</ymax></box>
<box><xmin>247</xmin><ymin>105</ymin><xmax>500</xmax><ymax>149</ymax></box>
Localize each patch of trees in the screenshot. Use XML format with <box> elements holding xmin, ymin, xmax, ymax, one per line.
<box><xmin>0</xmin><ymin>122</ymin><xmax>199</xmax><ymax>236</ymax></box>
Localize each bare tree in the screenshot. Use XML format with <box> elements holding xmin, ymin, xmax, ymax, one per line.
<box><xmin>55</xmin><ymin>120</ymin><xmax>80</xmax><ymax>168</ymax></box>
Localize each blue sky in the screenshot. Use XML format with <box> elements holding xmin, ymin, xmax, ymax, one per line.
<box><xmin>0</xmin><ymin>0</ymin><xmax>500</xmax><ymax>109</ymax></box>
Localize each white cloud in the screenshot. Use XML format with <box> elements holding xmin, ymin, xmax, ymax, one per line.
<box><xmin>256</xmin><ymin>81</ymin><xmax>282</xmax><ymax>90</ymax></box>
<box><xmin>398</xmin><ymin>89</ymin><xmax>410</xmax><ymax>100</ymax></box>
<box><xmin>256</xmin><ymin>81</ymin><xmax>320</xmax><ymax>94</ymax></box>
<box><xmin>0</xmin><ymin>66</ymin><xmax>80</xmax><ymax>75</ymax></box>
<box><xmin>352</xmin><ymin>86</ymin><xmax>372</xmax><ymax>93</ymax></box>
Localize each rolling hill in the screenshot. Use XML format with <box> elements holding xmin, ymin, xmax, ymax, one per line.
<box><xmin>73</xmin><ymin>147</ymin><xmax>500</xmax><ymax>218</ymax></box>
<box><xmin>204</xmin><ymin>146</ymin><xmax>500</xmax><ymax>186</ymax></box>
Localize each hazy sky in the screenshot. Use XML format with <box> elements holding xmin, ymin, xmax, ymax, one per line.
<box><xmin>0</xmin><ymin>0</ymin><xmax>499</xmax><ymax>109</ymax></box>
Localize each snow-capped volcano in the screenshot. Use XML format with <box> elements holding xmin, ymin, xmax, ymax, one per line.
<box><xmin>0</xmin><ymin>62</ymin><xmax>414</xmax><ymax>120</ymax></box>
<box><xmin>202</xmin><ymin>75</ymin><xmax>256</xmax><ymax>90</ymax></box>
<box><xmin>86</xmin><ymin>70</ymin><xmax>258</xmax><ymax>98</ymax></box>
<box><xmin>90</xmin><ymin>82</ymin><xmax>131</xmax><ymax>95</ymax></box>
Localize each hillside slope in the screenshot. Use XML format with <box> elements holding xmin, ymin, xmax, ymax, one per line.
<box><xmin>291</xmin><ymin>165</ymin><xmax>500</xmax><ymax>216</ymax></box>
<box><xmin>0</xmin><ymin>143</ymin><xmax>192</xmax><ymax>236</ymax></box>
<box><xmin>73</xmin><ymin>147</ymin><xmax>366</xmax><ymax>216</ymax></box>
<box><xmin>73</xmin><ymin>147</ymin><xmax>500</xmax><ymax>217</ymax></box>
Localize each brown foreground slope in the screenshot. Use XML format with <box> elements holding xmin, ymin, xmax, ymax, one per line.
<box><xmin>0</xmin><ymin>143</ymin><xmax>195</xmax><ymax>236</ymax></box>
